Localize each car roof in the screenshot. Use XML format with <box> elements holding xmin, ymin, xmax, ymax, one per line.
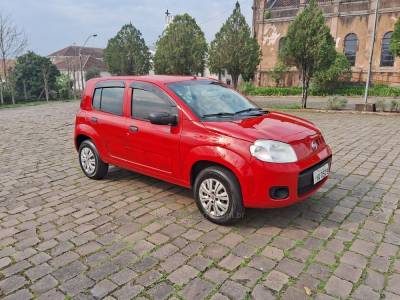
<box><xmin>91</xmin><ymin>75</ymin><xmax>214</xmax><ymax>85</ymax></box>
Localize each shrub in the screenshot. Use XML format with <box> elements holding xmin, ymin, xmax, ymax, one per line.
<box><xmin>375</xmin><ymin>99</ymin><xmax>387</xmax><ymax>112</ymax></box>
<box><xmin>85</xmin><ymin>68</ymin><xmax>101</xmax><ymax>81</ymax></box>
<box><xmin>391</xmin><ymin>99</ymin><xmax>400</xmax><ymax>112</ymax></box>
<box><xmin>327</xmin><ymin>96</ymin><xmax>348</xmax><ymax>110</ymax></box>
<box><xmin>312</xmin><ymin>53</ymin><xmax>351</xmax><ymax>90</ymax></box>
<box><xmin>270</xmin><ymin>63</ymin><xmax>289</xmax><ymax>87</ymax></box>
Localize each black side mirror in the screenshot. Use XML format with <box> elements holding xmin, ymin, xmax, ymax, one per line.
<box><xmin>148</xmin><ymin>112</ymin><xmax>177</xmax><ymax>126</ymax></box>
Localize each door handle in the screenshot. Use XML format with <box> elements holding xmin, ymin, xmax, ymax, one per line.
<box><xmin>90</xmin><ymin>117</ymin><xmax>98</xmax><ymax>123</ymax></box>
<box><xmin>129</xmin><ymin>126</ymin><xmax>139</xmax><ymax>133</ymax></box>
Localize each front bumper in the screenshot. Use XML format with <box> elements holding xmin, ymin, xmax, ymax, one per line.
<box><xmin>243</xmin><ymin>145</ymin><xmax>332</xmax><ymax>208</ymax></box>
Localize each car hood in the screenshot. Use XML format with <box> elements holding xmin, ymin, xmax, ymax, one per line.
<box><xmin>203</xmin><ymin>112</ymin><xmax>319</xmax><ymax>143</ymax></box>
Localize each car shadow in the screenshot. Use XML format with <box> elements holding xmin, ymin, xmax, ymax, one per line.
<box><xmin>102</xmin><ymin>166</ymin><xmax>387</xmax><ymax>235</ymax></box>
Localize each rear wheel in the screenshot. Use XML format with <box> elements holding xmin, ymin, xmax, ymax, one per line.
<box><xmin>78</xmin><ymin>140</ymin><xmax>108</xmax><ymax>180</ymax></box>
<box><xmin>194</xmin><ymin>166</ymin><xmax>245</xmax><ymax>225</ymax></box>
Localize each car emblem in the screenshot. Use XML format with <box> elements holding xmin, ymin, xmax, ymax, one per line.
<box><xmin>311</xmin><ymin>140</ymin><xmax>318</xmax><ymax>151</ymax></box>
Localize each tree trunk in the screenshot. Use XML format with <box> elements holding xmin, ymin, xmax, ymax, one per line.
<box><xmin>0</xmin><ymin>84</ymin><xmax>3</xmax><ymax>105</ymax></box>
<box><xmin>43</xmin><ymin>69</ymin><xmax>49</xmax><ymax>102</ymax></box>
<box><xmin>23</xmin><ymin>81</ymin><xmax>27</xmax><ymax>100</ymax></box>
<box><xmin>232</xmin><ymin>74</ymin><xmax>239</xmax><ymax>89</ymax></box>
<box><xmin>301</xmin><ymin>69</ymin><xmax>308</xmax><ymax>109</ymax></box>
<box><xmin>218</xmin><ymin>71</ymin><xmax>222</xmax><ymax>81</ymax></box>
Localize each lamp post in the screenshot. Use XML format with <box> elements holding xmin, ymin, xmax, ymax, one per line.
<box><xmin>79</xmin><ymin>34</ymin><xmax>97</xmax><ymax>91</ymax></box>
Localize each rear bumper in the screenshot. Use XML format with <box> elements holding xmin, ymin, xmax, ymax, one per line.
<box><xmin>243</xmin><ymin>146</ymin><xmax>332</xmax><ymax>208</ymax></box>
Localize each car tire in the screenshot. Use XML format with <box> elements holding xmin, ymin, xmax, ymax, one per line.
<box><xmin>78</xmin><ymin>140</ymin><xmax>108</xmax><ymax>180</ymax></box>
<box><xmin>194</xmin><ymin>166</ymin><xmax>245</xmax><ymax>225</ymax></box>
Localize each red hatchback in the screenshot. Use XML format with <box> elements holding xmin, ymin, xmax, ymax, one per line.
<box><xmin>74</xmin><ymin>75</ymin><xmax>332</xmax><ymax>224</ymax></box>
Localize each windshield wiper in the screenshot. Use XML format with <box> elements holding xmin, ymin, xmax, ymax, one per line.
<box><xmin>234</xmin><ymin>108</ymin><xmax>265</xmax><ymax>115</ymax></box>
<box><xmin>202</xmin><ymin>112</ymin><xmax>235</xmax><ymax>118</ymax></box>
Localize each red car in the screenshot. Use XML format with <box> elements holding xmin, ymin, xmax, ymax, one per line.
<box><xmin>74</xmin><ymin>75</ymin><xmax>332</xmax><ymax>224</ymax></box>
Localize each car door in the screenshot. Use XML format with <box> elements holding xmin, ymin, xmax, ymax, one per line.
<box><xmin>90</xmin><ymin>80</ymin><xmax>127</xmax><ymax>161</ymax></box>
<box><xmin>125</xmin><ymin>81</ymin><xmax>181</xmax><ymax>178</ymax></box>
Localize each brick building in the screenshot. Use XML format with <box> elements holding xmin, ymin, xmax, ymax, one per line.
<box><xmin>252</xmin><ymin>0</ymin><xmax>400</xmax><ymax>86</ymax></box>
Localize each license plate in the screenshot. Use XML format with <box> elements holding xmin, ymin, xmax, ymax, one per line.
<box><xmin>313</xmin><ymin>163</ymin><xmax>329</xmax><ymax>184</ymax></box>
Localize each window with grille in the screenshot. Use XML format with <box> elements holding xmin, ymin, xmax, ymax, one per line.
<box><xmin>380</xmin><ymin>32</ymin><xmax>394</xmax><ymax>67</ymax></box>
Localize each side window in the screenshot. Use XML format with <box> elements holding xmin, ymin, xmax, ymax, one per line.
<box><xmin>92</xmin><ymin>87</ymin><xmax>125</xmax><ymax>116</ymax></box>
<box><xmin>132</xmin><ymin>88</ymin><xmax>177</xmax><ymax>120</ymax></box>
<box><xmin>92</xmin><ymin>88</ymin><xmax>101</xmax><ymax>110</ymax></box>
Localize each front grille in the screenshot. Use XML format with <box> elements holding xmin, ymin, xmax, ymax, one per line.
<box><xmin>298</xmin><ymin>156</ymin><xmax>332</xmax><ymax>196</ymax></box>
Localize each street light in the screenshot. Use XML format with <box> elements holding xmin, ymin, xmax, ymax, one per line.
<box><xmin>79</xmin><ymin>34</ymin><xmax>97</xmax><ymax>91</ymax></box>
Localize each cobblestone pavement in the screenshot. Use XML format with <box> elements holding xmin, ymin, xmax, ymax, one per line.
<box><xmin>1</xmin><ymin>101</ymin><xmax>400</xmax><ymax>300</ymax></box>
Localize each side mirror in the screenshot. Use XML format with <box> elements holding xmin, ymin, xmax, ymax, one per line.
<box><xmin>148</xmin><ymin>112</ymin><xmax>177</xmax><ymax>126</ymax></box>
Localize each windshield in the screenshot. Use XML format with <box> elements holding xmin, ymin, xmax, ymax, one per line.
<box><xmin>168</xmin><ymin>80</ymin><xmax>264</xmax><ymax>120</ymax></box>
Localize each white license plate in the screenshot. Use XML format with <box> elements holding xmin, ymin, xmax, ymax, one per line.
<box><xmin>313</xmin><ymin>163</ymin><xmax>329</xmax><ymax>184</ymax></box>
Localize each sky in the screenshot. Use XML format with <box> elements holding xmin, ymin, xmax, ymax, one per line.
<box><xmin>2</xmin><ymin>0</ymin><xmax>253</xmax><ymax>56</ymax></box>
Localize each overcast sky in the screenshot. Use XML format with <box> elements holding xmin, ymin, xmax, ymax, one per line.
<box><xmin>2</xmin><ymin>0</ymin><xmax>253</xmax><ymax>56</ymax></box>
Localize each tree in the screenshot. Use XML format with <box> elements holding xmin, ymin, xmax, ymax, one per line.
<box><xmin>104</xmin><ymin>23</ymin><xmax>151</xmax><ymax>75</ymax></box>
<box><xmin>208</xmin><ymin>2</ymin><xmax>261</xmax><ymax>88</ymax></box>
<box><xmin>391</xmin><ymin>18</ymin><xmax>400</xmax><ymax>57</ymax></box>
<box><xmin>312</xmin><ymin>52</ymin><xmax>351</xmax><ymax>90</ymax></box>
<box><xmin>12</xmin><ymin>51</ymin><xmax>59</xmax><ymax>100</ymax></box>
<box><xmin>154</xmin><ymin>14</ymin><xmax>207</xmax><ymax>75</ymax></box>
<box><xmin>0</xmin><ymin>13</ymin><xmax>27</xmax><ymax>104</ymax></box>
<box><xmin>270</xmin><ymin>62</ymin><xmax>289</xmax><ymax>87</ymax></box>
<box><xmin>279</xmin><ymin>0</ymin><xmax>336</xmax><ymax>108</ymax></box>
<box><xmin>85</xmin><ymin>67</ymin><xmax>101</xmax><ymax>81</ymax></box>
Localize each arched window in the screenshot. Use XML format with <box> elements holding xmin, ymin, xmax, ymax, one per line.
<box><xmin>278</xmin><ymin>37</ymin><xmax>286</xmax><ymax>56</ymax></box>
<box><xmin>344</xmin><ymin>33</ymin><xmax>358</xmax><ymax>66</ymax></box>
<box><xmin>380</xmin><ymin>32</ymin><xmax>394</xmax><ymax>67</ymax></box>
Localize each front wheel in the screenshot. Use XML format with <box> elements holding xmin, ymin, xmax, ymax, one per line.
<box><xmin>194</xmin><ymin>166</ymin><xmax>245</xmax><ymax>225</ymax></box>
<box><xmin>78</xmin><ymin>140</ymin><xmax>108</xmax><ymax>180</ymax></box>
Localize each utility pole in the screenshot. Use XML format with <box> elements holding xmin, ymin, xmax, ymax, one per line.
<box><xmin>79</xmin><ymin>34</ymin><xmax>97</xmax><ymax>91</ymax></box>
<box><xmin>364</xmin><ymin>0</ymin><xmax>380</xmax><ymax>108</ymax></box>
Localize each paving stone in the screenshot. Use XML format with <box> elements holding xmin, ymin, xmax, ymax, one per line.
<box><xmin>112</xmin><ymin>283</ymin><xmax>143</xmax><ymax>300</ymax></box>
<box><xmin>282</xmin><ymin>286</ymin><xmax>308</xmax><ymax>300</ymax></box>
<box><xmin>350</xmin><ymin>239</ymin><xmax>376</xmax><ymax>257</ymax></box>
<box><xmin>264</xmin><ymin>270</ymin><xmax>289</xmax><ymax>292</ymax></box>
<box><xmin>210</xmin><ymin>293</ymin><xmax>230</xmax><ymax>300</ymax></box>
<box><xmin>261</xmin><ymin>246</ymin><xmax>284</xmax><ymax>260</ymax></box>
<box><xmin>52</xmin><ymin>260</ymin><xmax>88</xmax><ymax>282</ymax></box>
<box><xmin>180</xmin><ymin>278</ymin><xmax>213</xmax><ymax>300</ymax></box>
<box><xmin>136</xmin><ymin>270</ymin><xmax>162</xmax><ymax>287</ymax></box>
<box><xmin>218</xmin><ymin>254</ymin><xmax>242</xmax><ymax>271</ymax></box>
<box><xmin>188</xmin><ymin>255</ymin><xmax>212</xmax><ymax>271</ymax></box>
<box><xmin>148</xmin><ymin>282</ymin><xmax>174</xmax><ymax>300</ymax></box>
<box><xmin>334</xmin><ymin>263</ymin><xmax>363</xmax><ymax>283</ymax></box>
<box><xmin>387</xmin><ymin>274</ymin><xmax>400</xmax><ymax>295</ymax></box>
<box><xmin>91</xmin><ymin>279</ymin><xmax>118</xmax><ymax>299</ymax></box>
<box><xmin>352</xmin><ymin>285</ymin><xmax>380</xmax><ymax>300</ymax></box>
<box><xmin>252</xmin><ymin>284</ymin><xmax>275</xmax><ymax>300</ymax></box>
<box><xmin>36</xmin><ymin>289</ymin><xmax>65</xmax><ymax>300</ymax></box>
<box><xmin>276</xmin><ymin>258</ymin><xmax>304</xmax><ymax>277</ymax></box>
<box><xmin>168</xmin><ymin>265</ymin><xmax>198</xmax><ymax>285</ymax></box>
<box><xmin>220</xmin><ymin>280</ymin><xmax>249</xmax><ymax>299</ymax></box>
<box><xmin>60</xmin><ymin>274</ymin><xmax>94</xmax><ymax>296</ymax></box>
<box><xmin>325</xmin><ymin>276</ymin><xmax>352</xmax><ymax>299</ymax></box>
<box><xmin>204</xmin><ymin>267</ymin><xmax>229</xmax><ymax>284</ymax></box>
<box><xmin>31</xmin><ymin>275</ymin><xmax>58</xmax><ymax>294</ymax></box>
<box><xmin>231</xmin><ymin>266</ymin><xmax>262</xmax><ymax>287</ymax></box>
<box><xmin>110</xmin><ymin>268</ymin><xmax>137</xmax><ymax>286</ymax></box>
<box><xmin>203</xmin><ymin>244</ymin><xmax>229</xmax><ymax>260</ymax></box>
<box><xmin>0</xmin><ymin>275</ymin><xmax>27</xmax><ymax>295</ymax></box>
<box><xmin>3</xmin><ymin>289</ymin><xmax>33</xmax><ymax>300</ymax></box>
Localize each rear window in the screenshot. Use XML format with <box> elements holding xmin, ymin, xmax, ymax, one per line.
<box><xmin>92</xmin><ymin>87</ymin><xmax>125</xmax><ymax>116</ymax></box>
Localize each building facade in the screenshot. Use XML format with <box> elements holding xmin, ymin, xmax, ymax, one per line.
<box><xmin>48</xmin><ymin>46</ymin><xmax>109</xmax><ymax>91</ymax></box>
<box><xmin>253</xmin><ymin>0</ymin><xmax>400</xmax><ymax>87</ymax></box>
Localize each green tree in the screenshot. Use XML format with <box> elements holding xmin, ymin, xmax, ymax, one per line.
<box><xmin>104</xmin><ymin>23</ymin><xmax>151</xmax><ymax>75</ymax></box>
<box><xmin>154</xmin><ymin>14</ymin><xmax>207</xmax><ymax>75</ymax></box>
<box><xmin>279</xmin><ymin>0</ymin><xmax>336</xmax><ymax>108</ymax></box>
<box><xmin>313</xmin><ymin>52</ymin><xmax>351</xmax><ymax>89</ymax></box>
<box><xmin>208</xmin><ymin>2</ymin><xmax>261</xmax><ymax>88</ymax></box>
<box><xmin>391</xmin><ymin>18</ymin><xmax>400</xmax><ymax>57</ymax></box>
<box><xmin>12</xmin><ymin>51</ymin><xmax>59</xmax><ymax>101</ymax></box>
<box><xmin>85</xmin><ymin>67</ymin><xmax>101</xmax><ymax>81</ymax></box>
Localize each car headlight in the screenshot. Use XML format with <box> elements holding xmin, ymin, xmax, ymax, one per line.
<box><xmin>250</xmin><ymin>140</ymin><xmax>297</xmax><ymax>163</ymax></box>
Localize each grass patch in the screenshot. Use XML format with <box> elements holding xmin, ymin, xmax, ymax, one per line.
<box><xmin>240</xmin><ymin>82</ymin><xmax>400</xmax><ymax>97</ymax></box>
<box><xmin>263</xmin><ymin>103</ymin><xmax>302</xmax><ymax>110</ymax></box>
<box><xmin>0</xmin><ymin>99</ymin><xmax>76</xmax><ymax>109</ymax></box>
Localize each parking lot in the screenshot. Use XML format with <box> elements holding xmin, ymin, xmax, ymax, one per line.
<box><xmin>0</xmin><ymin>101</ymin><xmax>399</xmax><ymax>300</ymax></box>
